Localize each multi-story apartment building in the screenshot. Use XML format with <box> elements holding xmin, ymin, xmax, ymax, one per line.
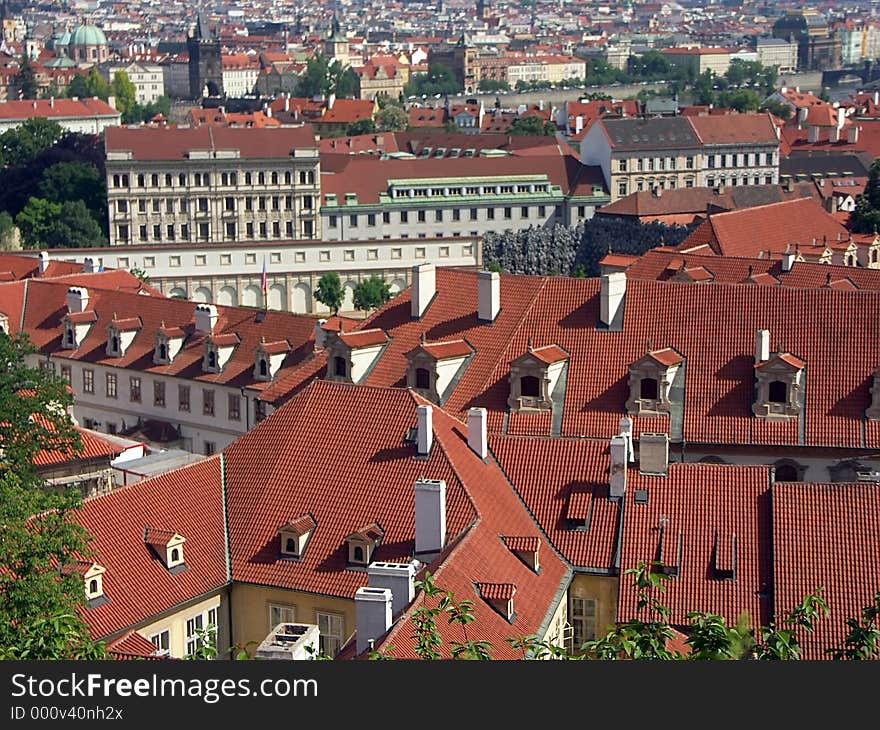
<box><xmin>0</xmin><ymin>97</ymin><xmax>121</xmax><ymax>134</ymax></box>
<box><xmin>105</xmin><ymin>125</ymin><xmax>321</xmax><ymax>246</ymax></box>
<box><xmin>98</xmin><ymin>61</ymin><xmax>166</xmax><ymax>105</ymax></box>
<box><xmin>755</xmin><ymin>37</ymin><xmax>799</xmax><ymax>74</ymax></box>
<box><xmin>580</xmin><ymin>114</ymin><xmax>780</xmax><ymax>201</ymax></box>
<box><xmin>506</xmin><ymin>55</ymin><xmax>586</xmax><ymax>86</ymax></box>
<box><xmin>221</xmin><ymin>53</ymin><xmax>260</xmax><ymax>98</ymax></box>
<box><xmin>320</xmin><ymin>154</ymin><xmax>609</xmax><ymax>241</ymax></box>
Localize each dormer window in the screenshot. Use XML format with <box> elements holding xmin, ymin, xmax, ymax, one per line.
<box><xmin>279</xmin><ymin>514</ymin><xmax>317</xmax><ymax>560</ymax></box>
<box><xmin>61</xmin><ymin>311</ymin><xmax>97</xmax><ymax>350</ymax></box>
<box><xmin>62</xmin><ymin>561</ymin><xmax>108</xmax><ymax>608</ymax></box>
<box><xmin>507</xmin><ymin>343</ymin><xmax>569</xmax><ymax>413</ymax></box>
<box><xmin>625</xmin><ymin>346</ymin><xmax>684</xmax><ymax>417</ymax></box>
<box><xmin>202</xmin><ymin>334</ymin><xmax>240</xmax><ymax>373</ymax></box>
<box><xmin>405</xmin><ymin>338</ymin><xmax>474</xmax><ymax>404</ymax></box>
<box><xmin>333</xmin><ymin>355</ymin><xmax>348</xmax><ymax>378</ymax></box>
<box><xmin>154</xmin><ymin>325</ymin><xmax>185</xmax><ymax>365</ymax></box>
<box><xmin>502</xmin><ymin>536</ymin><xmax>541</xmax><ymax>573</ymax></box>
<box><xmin>476</xmin><ymin>582</ymin><xmax>516</xmax><ymax>623</ymax></box>
<box><xmin>143</xmin><ymin>528</ymin><xmax>188</xmax><ymax>574</ymax></box>
<box><xmin>325</xmin><ymin>328</ymin><xmax>389</xmax><ymax>385</ymax></box>
<box><xmin>253</xmin><ymin>340</ymin><xmax>291</xmax><ymax>382</ymax></box>
<box><xmin>159</xmin><ymin>342</ymin><xmax>168</xmax><ymax>361</ymax></box>
<box><xmin>206</xmin><ymin>347</ymin><xmax>218</xmax><ymax>372</ymax></box>
<box><xmin>105</xmin><ymin>317</ymin><xmax>142</xmax><ymax>358</ymax></box>
<box><xmin>753</xmin><ymin>349</ymin><xmax>805</xmax><ymax>419</ymax></box>
<box><xmin>344</xmin><ymin>522</ymin><xmax>385</xmax><ymax>567</ymax></box>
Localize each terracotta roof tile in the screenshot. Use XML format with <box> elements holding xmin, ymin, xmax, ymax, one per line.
<box><xmin>339</xmin><ymin>328</ymin><xmax>388</xmax><ymax>348</ymax></box>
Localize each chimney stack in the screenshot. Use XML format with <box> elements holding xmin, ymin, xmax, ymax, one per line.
<box><xmin>781</xmin><ymin>247</ymin><xmax>795</xmax><ymax>272</ymax></box>
<box><xmin>848</xmin><ymin>125</ymin><xmax>860</xmax><ymax>144</ymax></box>
<box><xmin>416</xmin><ymin>404</ymin><xmax>433</xmax><ymax>455</ymax></box>
<box><xmin>619</xmin><ymin>416</ymin><xmax>635</xmax><ymax>463</ymax></box>
<box><xmin>755</xmin><ymin>329</ymin><xmax>770</xmax><ymax>363</ymax></box>
<box><xmin>66</xmin><ymin>287</ymin><xmax>89</xmax><ymax>314</ymax></box>
<box><xmin>414</xmin><ymin>478</ymin><xmax>446</xmax><ymax>555</ymax></box>
<box><xmin>639</xmin><ymin>433</ymin><xmax>669</xmax><ymax>475</ymax></box>
<box><xmin>38</xmin><ymin>250</ymin><xmax>49</xmax><ymax>274</ymax></box>
<box><xmin>467</xmin><ymin>407</ymin><xmax>488</xmax><ymax>459</ymax></box>
<box><xmin>194</xmin><ymin>304</ymin><xmax>219</xmax><ymax>334</ymax></box>
<box><xmin>477</xmin><ymin>270</ymin><xmax>500</xmax><ymax>322</ymax></box>
<box><xmin>599</xmin><ymin>272</ymin><xmax>626</xmax><ymax>329</ymax></box>
<box><xmin>313</xmin><ymin>318</ymin><xmax>328</xmax><ymax>349</ymax></box>
<box><xmin>368</xmin><ymin>560</ymin><xmax>419</xmax><ymax>617</ymax></box>
<box><xmin>609</xmin><ymin>434</ymin><xmax>628</xmax><ymax>498</ymax></box>
<box><xmin>82</xmin><ymin>257</ymin><xmax>94</xmax><ymax>274</ymax></box>
<box><xmin>807</xmin><ymin>124</ymin><xmax>820</xmax><ymax>144</ymax></box>
<box><xmin>354</xmin><ymin>587</ymin><xmax>393</xmax><ymax>655</ymax></box>
<box><xmin>411</xmin><ymin>263</ymin><xmax>436</xmax><ymax>319</ymax></box>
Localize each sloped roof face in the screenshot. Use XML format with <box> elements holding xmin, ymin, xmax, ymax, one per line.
<box><xmin>678</xmin><ymin>199</ymin><xmax>849</xmax><ymax>257</ymax></box>
<box><xmin>75</xmin><ymin>458</ymin><xmax>228</xmax><ymax>639</ymax></box>
<box><xmin>601</xmin><ymin>117</ymin><xmax>700</xmax><ymax>151</ymax></box>
<box><xmin>618</xmin><ymin>464</ymin><xmax>772</xmax><ymax>628</ymax></box>
<box><xmin>688</xmin><ymin>113</ymin><xmax>778</xmax><ymax>145</ymax></box>
<box><xmin>345</xmin><ymin>269</ymin><xmax>880</xmax><ymax>450</ymax></box>
<box><xmin>772</xmin><ymin>482</ymin><xmax>880</xmax><ymax>659</ymax></box>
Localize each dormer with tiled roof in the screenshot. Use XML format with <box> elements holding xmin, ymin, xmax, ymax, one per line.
<box><xmin>61</xmin><ymin>310</ymin><xmax>97</xmax><ymax>350</ymax></box>
<box><xmin>153</xmin><ymin>323</ymin><xmax>186</xmax><ymax>365</ymax></box>
<box><xmin>625</xmin><ymin>346</ymin><xmax>684</xmax><ymax>418</ymax></box>
<box><xmin>254</xmin><ymin>339</ymin><xmax>291</xmax><ymax>382</ymax></box>
<box><xmin>203</xmin><ymin>333</ymin><xmax>240</xmax><ymax>374</ymax></box>
<box><xmin>405</xmin><ymin>337</ymin><xmax>474</xmax><ymax>404</ymax></box>
<box><xmin>501</xmin><ymin>535</ymin><xmax>541</xmax><ymax>574</ymax></box>
<box><xmin>325</xmin><ymin>325</ymin><xmax>389</xmax><ymax>384</ymax></box>
<box><xmin>476</xmin><ymin>582</ymin><xmax>516</xmax><ymax>623</ymax></box>
<box><xmin>654</xmin><ymin>518</ymin><xmax>682</xmax><ymax>577</ymax></box>
<box><xmin>279</xmin><ymin>513</ymin><xmax>317</xmax><ymax>560</ymax></box>
<box><xmin>62</xmin><ymin>560</ymin><xmax>108</xmax><ymax>608</ymax></box>
<box><xmin>752</xmin><ymin>330</ymin><xmax>805</xmax><ymax>420</ymax></box>
<box><xmin>143</xmin><ymin>528</ymin><xmax>187</xmax><ymax>574</ymax></box>
<box><xmin>106</xmin><ymin>316</ymin><xmax>142</xmax><ymax>358</ymax></box>
<box><xmin>345</xmin><ymin>522</ymin><xmax>385</xmax><ymax>567</ymax></box>
<box><xmin>507</xmin><ymin>341</ymin><xmax>569</xmax><ymax>413</ymax></box>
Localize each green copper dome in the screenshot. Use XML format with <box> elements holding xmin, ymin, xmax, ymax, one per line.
<box><xmin>69</xmin><ymin>23</ymin><xmax>107</xmax><ymax>47</ymax></box>
<box><xmin>56</xmin><ymin>31</ymin><xmax>72</xmax><ymax>47</ymax></box>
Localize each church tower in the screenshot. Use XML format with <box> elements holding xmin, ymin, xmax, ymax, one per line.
<box><xmin>188</xmin><ymin>11</ymin><xmax>223</xmax><ymax>98</ymax></box>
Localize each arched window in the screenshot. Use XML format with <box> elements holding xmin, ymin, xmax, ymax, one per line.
<box><xmin>159</xmin><ymin>343</ymin><xmax>167</xmax><ymax>360</ymax></box>
<box><xmin>111</xmin><ymin>336</ymin><xmax>119</xmax><ymax>353</ymax></box>
<box><xmin>872</xmin><ymin>249</ymin><xmax>878</xmax><ymax>264</ymax></box>
<box><xmin>65</xmin><ymin>328</ymin><xmax>74</xmax><ymax>345</ymax></box>
<box><xmin>415</xmin><ymin>367</ymin><xmax>431</xmax><ymax>390</ymax></box>
<box><xmin>170</xmin><ymin>547</ymin><xmax>180</xmax><ymax>563</ymax></box>
<box><xmin>285</xmin><ymin>537</ymin><xmax>297</xmax><ymax>553</ymax></box>
<box><xmin>768</xmin><ymin>380</ymin><xmax>787</xmax><ymax>403</ymax></box>
<box><xmin>640</xmin><ymin>377</ymin><xmax>658</xmax><ymax>400</ymax></box>
<box><xmin>353</xmin><ymin>546</ymin><xmax>364</xmax><ymax>563</ymax></box>
<box><xmin>88</xmin><ymin>579</ymin><xmax>98</xmax><ymax>595</ymax></box>
<box><xmin>271</xmin><ymin>172</ymin><xmax>278</xmax><ymax>185</ymax></box>
<box><xmin>208</xmin><ymin>350</ymin><xmax>217</xmax><ymax>369</ymax></box>
<box><xmin>259</xmin><ymin>359</ymin><xmax>268</xmax><ymax>377</ymax></box>
<box><xmin>775</xmin><ymin>463</ymin><xmax>799</xmax><ymax>481</ymax></box>
<box><xmin>334</xmin><ymin>356</ymin><xmax>347</xmax><ymax>377</ymax></box>
<box><xmin>520</xmin><ymin>375</ymin><xmax>540</xmax><ymax>398</ymax></box>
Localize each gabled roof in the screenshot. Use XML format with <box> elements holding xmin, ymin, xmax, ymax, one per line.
<box><xmin>338</xmin><ymin>328</ymin><xmax>388</xmax><ymax>349</ymax></box>
<box><xmin>407</xmin><ymin>339</ymin><xmax>474</xmax><ymax>360</ymax></box>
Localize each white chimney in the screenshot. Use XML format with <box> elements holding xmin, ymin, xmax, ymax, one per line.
<box><xmin>38</xmin><ymin>250</ymin><xmax>49</xmax><ymax>274</ymax></box>
<box><xmin>416</xmin><ymin>404</ymin><xmax>433</xmax><ymax>455</ymax></box>
<box><xmin>600</xmin><ymin>272</ymin><xmax>626</xmax><ymax>329</ymax></box>
<box><xmin>755</xmin><ymin>329</ymin><xmax>770</xmax><ymax>363</ymax></box>
<box><xmin>284</xmin><ymin>96</ymin><xmax>290</xmax><ymax>112</ymax></box>
<box><xmin>808</xmin><ymin>124</ymin><xmax>820</xmax><ymax>143</ymax></box>
<box><xmin>414</xmin><ymin>477</ymin><xmax>446</xmax><ymax>555</ymax></box>
<box><xmin>194</xmin><ymin>304</ymin><xmax>219</xmax><ymax>334</ymax></box>
<box><xmin>66</xmin><ymin>287</ymin><xmax>89</xmax><ymax>314</ymax></box>
<box><xmin>355</xmin><ymin>586</ymin><xmax>393</xmax><ymax>655</ymax></box>
<box><xmin>848</xmin><ymin>125</ymin><xmax>860</xmax><ymax>144</ymax></box>
<box><xmin>639</xmin><ymin>433</ymin><xmax>669</xmax><ymax>475</ymax></box>
<box><xmin>477</xmin><ymin>270</ymin><xmax>500</xmax><ymax>322</ymax></box>
<box><xmin>781</xmin><ymin>248</ymin><xmax>795</xmax><ymax>272</ymax></box>
<box><xmin>798</xmin><ymin>106</ymin><xmax>808</xmax><ymax>125</ymax></box>
<box><xmin>265</xmin><ymin>105</ymin><xmax>272</xmax><ymax>118</ymax></box>
<box><xmin>874</xmin><ymin>91</ymin><xmax>879</xmax><ymax>106</ymax></box>
<box><xmin>368</xmin><ymin>560</ymin><xmax>419</xmax><ymax>616</ymax></box>
<box><xmin>619</xmin><ymin>416</ymin><xmax>635</xmax><ymax>463</ymax></box>
<box><xmin>327</xmin><ymin>93</ymin><xmax>336</xmax><ymax>109</ymax></box>
<box><xmin>82</xmin><ymin>257</ymin><xmax>94</xmax><ymax>273</ymax></box>
<box><xmin>609</xmin><ymin>434</ymin><xmax>628</xmax><ymax>498</ymax></box>
<box><xmin>467</xmin><ymin>407</ymin><xmax>488</xmax><ymax>459</ymax></box>
<box><xmin>314</xmin><ymin>318</ymin><xmax>328</xmax><ymax>349</ymax></box>
<box><xmin>575</xmin><ymin>115</ymin><xmax>584</xmax><ymax>134</ymax></box>
<box><xmin>830</xmin><ymin>125</ymin><xmax>840</xmax><ymax>143</ymax></box>
<box><xmin>411</xmin><ymin>263</ymin><xmax>436</xmax><ymax>319</ymax></box>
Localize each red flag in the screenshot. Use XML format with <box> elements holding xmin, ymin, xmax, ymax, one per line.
<box><xmin>261</xmin><ymin>256</ymin><xmax>268</xmax><ymax>294</ymax></box>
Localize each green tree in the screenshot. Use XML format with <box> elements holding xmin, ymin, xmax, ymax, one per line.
<box><xmin>353</xmin><ymin>276</ymin><xmax>391</xmax><ymax>313</ymax></box>
<box><xmin>37</xmin><ymin>160</ymin><xmax>106</xmax><ymax>216</ymax></box>
<box><xmin>0</xmin><ymin>211</ymin><xmax>20</xmax><ymax>250</ymax></box>
<box><xmin>16</xmin><ymin>54</ymin><xmax>38</xmax><ymax>100</ymax></box>
<box><xmin>298</xmin><ymin>54</ymin><xmax>331</xmax><ymax>98</ymax></box>
<box><xmin>66</xmin><ymin>68</ymin><xmax>111</xmax><ymax>102</ymax></box>
<box><xmin>16</xmin><ymin>196</ymin><xmax>62</xmax><ymax>247</ymax></box>
<box><xmin>332</xmin><ymin>63</ymin><xmax>360</xmax><ymax>98</ymax></box>
<box><xmin>478</xmin><ymin>79</ymin><xmax>510</xmax><ymax>92</ymax></box>
<box><xmin>375</xmin><ymin>104</ymin><xmax>408</xmax><ymax>132</ymax></box>
<box><xmin>829</xmin><ymin>593</ymin><xmax>880</xmax><ymax>660</ymax></box>
<box><xmin>0</xmin><ymin>333</ymin><xmax>106</xmax><ymax>659</ymax></box>
<box><xmin>0</xmin><ymin>117</ymin><xmax>65</xmax><ymax>168</ymax></box>
<box><xmin>718</xmin><ymin>88</ymin><xmax>761</xmax><ymax>112</ymax></box>
<box><xmin>692</xmin><ymin>69</ymin><xmax>717</xmax><ymax>106</ymax></box>
<box><xmin>852</xmin><ymin>159</ymin><xmax>880</xmax><ymax>233</ymax></box>
<box><xmin>16</xmin><ymin>197</ymin><xmax>105</xmax><ymax>249</ymax></box>
<box><xmin>346</xmin><ymin>118</ymin><xmax>376</xmax><ymax>136</ymax></box>
<box><xmin>761</xmin><ymin>99</ymin><xmax>793</xmax><ymax>120</ymax></box>
<box><xmin>112</xmin><ymin>70</ymin><xmax>139</xmax><ymax>123</ymax></box>
<box><xmin>404</xmin><ymin>63</ymin><xmax>460</xmax><ymax>96</ymax></box>
<box><xmin>314</xmin><ymin>271</ymin><xmax>345</xmax><ymax>314</ymax></box>
<box><xmin>508</xmin><ymin>115</ymin><xmax>555</xmax><ymax>136</ymax></box>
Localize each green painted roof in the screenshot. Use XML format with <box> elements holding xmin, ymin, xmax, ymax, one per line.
<box><xmin>70</xmin><ymin>23</ymin><xmax>107</xmax><ymax>48</ymax></box>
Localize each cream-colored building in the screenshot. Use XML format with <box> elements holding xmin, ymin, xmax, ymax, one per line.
<box><xmin>99</xmin><ymin>62</ymin><xmax>166</xmax><ymax>105</ymax></box>
<box><xmin>105</xmin><ymin>125</ymin><xmax>321</xmax><ymax>246</ymax></box>
<box><xmin>507</xmin><ymin>55</ymin><xmax>586</xmax><ymax>85</ymax></box>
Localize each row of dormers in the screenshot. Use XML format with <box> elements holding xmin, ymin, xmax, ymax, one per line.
<box><xmin>277</xmin><ymin>513</ymin><xmax>387</xmax><ymax>568</ymax></box>
<box><xmin>63</xmin><ymin>528</ymin><xmax>186</xmax><ymax>606</ymax></box>
<box><xmin>59</xmin><ymin>295</ymin><xmax>291</xmax><ymax>381</ymax></box>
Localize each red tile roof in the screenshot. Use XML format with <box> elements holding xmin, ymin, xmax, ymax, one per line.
<box><xmin>339</xmin><ymin>328</ymin><xmax>388</xmax><ymax>348</ymax></box>
<box><xmin>75</xmin><ymin>457</ymin><xmax>228</xmax><ymax>639</ymax></box>
<box><xmin>419</xmin><ymin>339</ymin><xmax>474</xmax><ymax>359</ymax></box>
<box><xmin>477</xmin><ymin>582</ymin><xmax>516</xmax><ymax>601</ymax></box>
<box><xmin>772</xmin><ymin>482</ymin><xmax>880</xmax><ymax>659</ymax></box>
<box><xmin>0</xmin><ymin>97</ymin><xmax>120</xmax><ymax>121</ymax></box>
<box><xmin>33</xmin><ymin>425</ymin><xmax>131</xmax><ymax>468</ymax></box>
<box><xmin>688</xmin><ymin>112</ymin><xmax>778</xmax><ymax>146</ymax></box>
<box><xmin>529</xmin><ymin>344</ymin><xmax>568</xmax><ymax>364</ymax></box>
<box><xmin>106</xmin><ymin>630</ymin><xmax>163</xmax><ymax>660</ymax></box>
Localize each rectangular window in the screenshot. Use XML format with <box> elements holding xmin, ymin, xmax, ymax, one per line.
<box><xmin>349</xmin><ymin>215</ymin><xmax>358</xmax><ymax>227</ymax></box>
<box><xmin>319</xmin><ymin>250</ymin><xmax>330</xmax><ymax>262</ymax></box>
<box><xmin>452</xmin><ymin>209</ymin><xmax>461</xmax><ymax>221</ymax></box>
<box><xmin>268</xmin><ymin>604</ymin><xmax>295</xmax><ymax>632</ymax></box>
<box><xmin>270</xmin><ymin>252</ymin><xmax>282</xmax><ymax>264</ymax></box>
<box><xmin>228</xmin><ymin>393</ymin><xmax>241</xmax><ymax>421</ymax></box>
<box><xmin>116</xmin><ymin>199</ymin><xmax>128</xmax><ymax>213</ymax></box>
<box><xmin>255</xmin><ymin>399</ymin><xmax>267</xmax><ymax>423</ymax></box>
<box><xmin>503</xmin><ymin>207</ymin><xmax>512</xmax><ymax>220</ymax></box>
<box><xmin>220</xmin><ymin>254</ymin><xmax>232</xmax><ymax>266</ymax></box>
<box><xmin>382</xmin><ymin>211</ymin><xmax>390</xmax><ymax>224</ymax></box>
<box><xmin>571</xmin><ymin>597</ymin><xmax>597</xmax><ymax>647</ymax></box>
<box><xmin>686</xmin><ymin>156</ymin><xmax>694</xmax><ymax>170</ymax></box>
<box><xmin>138</xmin><ymin>199</ymin><xmax>147</xmax><ymax>213</ymax></box>
<box><xmin>224</xmin><ymin>196</ymin><xmax>235</xmax><ymax>212</ymax></box>
<box><xmin>618</xmin><ymin>181</ymin><xmax>628</xmax><ymax>197</ymax></box>
<box><xmin>391</xmin><ymin>248</ymin><xmax>402</xmax><ymax>259</ymax></box>
<box><xmin>272</xmin><ymin>221</ymin><xmax>281</xmax><ymax>238</ymax></box>
<box><xmin>415</xmin><ymin>247</ymin><xmax>426</xmax><ymax>259</ymax></box>
<box><xmin>417</xmin><ymin>210</ymin><xmax>426</xmax><ymax>223</ymax></box>
<box><xmin>153</xmin><ymin>224</ymin><xmax>161</xmax><ymax>240</ymax></box>
<box><xmin>317</xmin><ymin>612</ymin><xmax>344</xmax><ymax>657</ymax></box>
<box><xmin>259</xmin><ymin>222</ymin><xmax>267</xmax><ymax>238</ymax></box>
<box><xmin>106</xmin><ymin>372</ymin><xmax>117</xmax><ymax>398</ymax></box>
<box><xmin>179</xmin><ymin>385</ymin><xmax>190</xmax><ymax>412</ymax></box>
<box><xmin>329</xmin><ymin>215</ymin><xmax>338</xmax><ymax>228</ymax></box>
<box><xmin>367</xmin><ymin>248</ymin><xmax>378</xmax><ymax>260</ymax></box>
<box><xmin>203</xmin><ymin>389</ymin><xmax>215</xmax><ymax>416</ymax></box>
<box><xmin>60</xmin><ymin>364</ymin><xmax>71</xmax><ymax>383</ymax></box>
<box><xmin>170</xmin><ymin>255</ymin><xmax>181</xmax><ymax>267</ymax></box>
<box><xmin>344</xmin><ymin>250</ymin><xmax>355</xmax><ymax>262</ymax></box>
<box><xmin>199</xmin><ymin>223</ymin><xmax>209</xmax><ymax>240</ymax></box>
<box><xmin>469</xmin><ymin>208</ymin><xmax>478</xmax><ymax>221</ymax></box>
<box><xmin>204</xmin><ymin>441</ymin><xmax>216</xmax><ymax>456</ymax></box>
<box><xmin>439</xmin><ymin>246</ymin><xmax>449</xmax><ymax>258</ymax></box>
<box><xmin>144</xmin><ymin>256</ymin><xmax>156</xmax><ymax>268</ymax></box>
<box><xmin>185</xmin><ymin>614</ymin><xmax>204</xmax><ymax>657</ymax></box>
<box><xmin>117</xmin><ymin>225</ymin><xmax>129</xmax><ymax>242</ymax></box>
<box><xmin>435</xmin><ymin>210</ymin><xmax>443</xmax><ymax>222</ymax></box>
<box><xmin>83</xmin><ymin>369</ymin><xmax>94</xmax><ymax>394</ymax></box>
<box><xmin>618</xmin><ymin>159</ymin><xmax>627</xmax><ymax>172</ymax></box>
<box><xmin>130</xmin><ymin>376</ymin><xmax>141</xmax><ymax>403</ymax></box>
<box><xmin>195</xmin><ymin>255</ymin><xmax>207</xmax><ymax>266</ymax></box>
<box><xmin>154</xmin><ymin>381</ymin><xmax>165</xmax><ymax>407</ymax></box>
<box><xmin>400</xmin><ymin>211</ymin><xmax>409</xmax><ymax>224</ymax></box>
<box><xmin>486</xmin><ymin>208</ymin><xmax>495</xmax><ymax>220</ymax></box>
<box><xmin>152</xmin><ymin>199</ymin><xmax>161</xmax><ymax>213</ymax></box>
<box><xmin>150</xmin><ymin>630</ymin><xmax>170</xmax><ymax>657</ymax></box>
<box><xmin>139</xmin><ymin>226</ymin><xmax>147</xmax><ymax>242</ymax></box>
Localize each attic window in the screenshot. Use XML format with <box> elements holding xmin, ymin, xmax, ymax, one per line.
<box><xmin>344</xmin><ymin>522</ymin><xmax>385</xmax><ymax>567</ymax></box>
<box><xmin>405</xmin><ymin>338</ymin><xmax>473</xmax><ymax>404</ymax></box>
<box><xmin>204</xmin><ymin>345</ymin><xmax>219</xmax><ymax>373</ymax></box>
<box><xmin>64</xmin><ymin>322</ymin><xmax>76</xmax><ymax>349</ymax></box>
<box><xmin>144</xmin><ymin>528</ymin><xmax>188</xmax><ymax>574</ymax></box>
<box><xmin>64</xmin><ymin>561</ymin><xmax>108</xmax><ymax>607</ymax></box>
<box><xmin>625</xmin><ymin>347</ymin><xmax>683</xmax><ymax>417</ymax></box>
<box><xmin>333</xmin><ymin>355</ymin><xmax>348</xmax><ymax>379</ymax></box>
<box><xmin>253</xmin><ymin>340</ymin><xmax>290</xmax><ymax>382</ymax></box>
<box><xmin>507</xmin><ymin>343</ymin><xmax>569</xmax><ymax>413</ymax></box>
<box><xmin>653</xmin><ymin>521</ymin><xmax>681</xmax><ymax>578</ymax></box>
<box><xmin>476</xmin><ymin>582</ymin><xmax>516</xmax><ymax>623</ymax></box>
<box><xmin>753</xmin><ymin>349</ymin><xmax>805</xmax><ymax>419</ymax></box>
<box><xmin>278</xmin><ymin>514</ymin><xmax>317</xmax><ymax>560</ymax></box>
<box><xmin>713</xmin><ymin>533</ymin><xmax>737</xmax><ymax>581</ymax></box>
<box><xmin>502</xmin><ymin>536</ymin><xmax>541</xmax><ymax>574</ymax></box>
